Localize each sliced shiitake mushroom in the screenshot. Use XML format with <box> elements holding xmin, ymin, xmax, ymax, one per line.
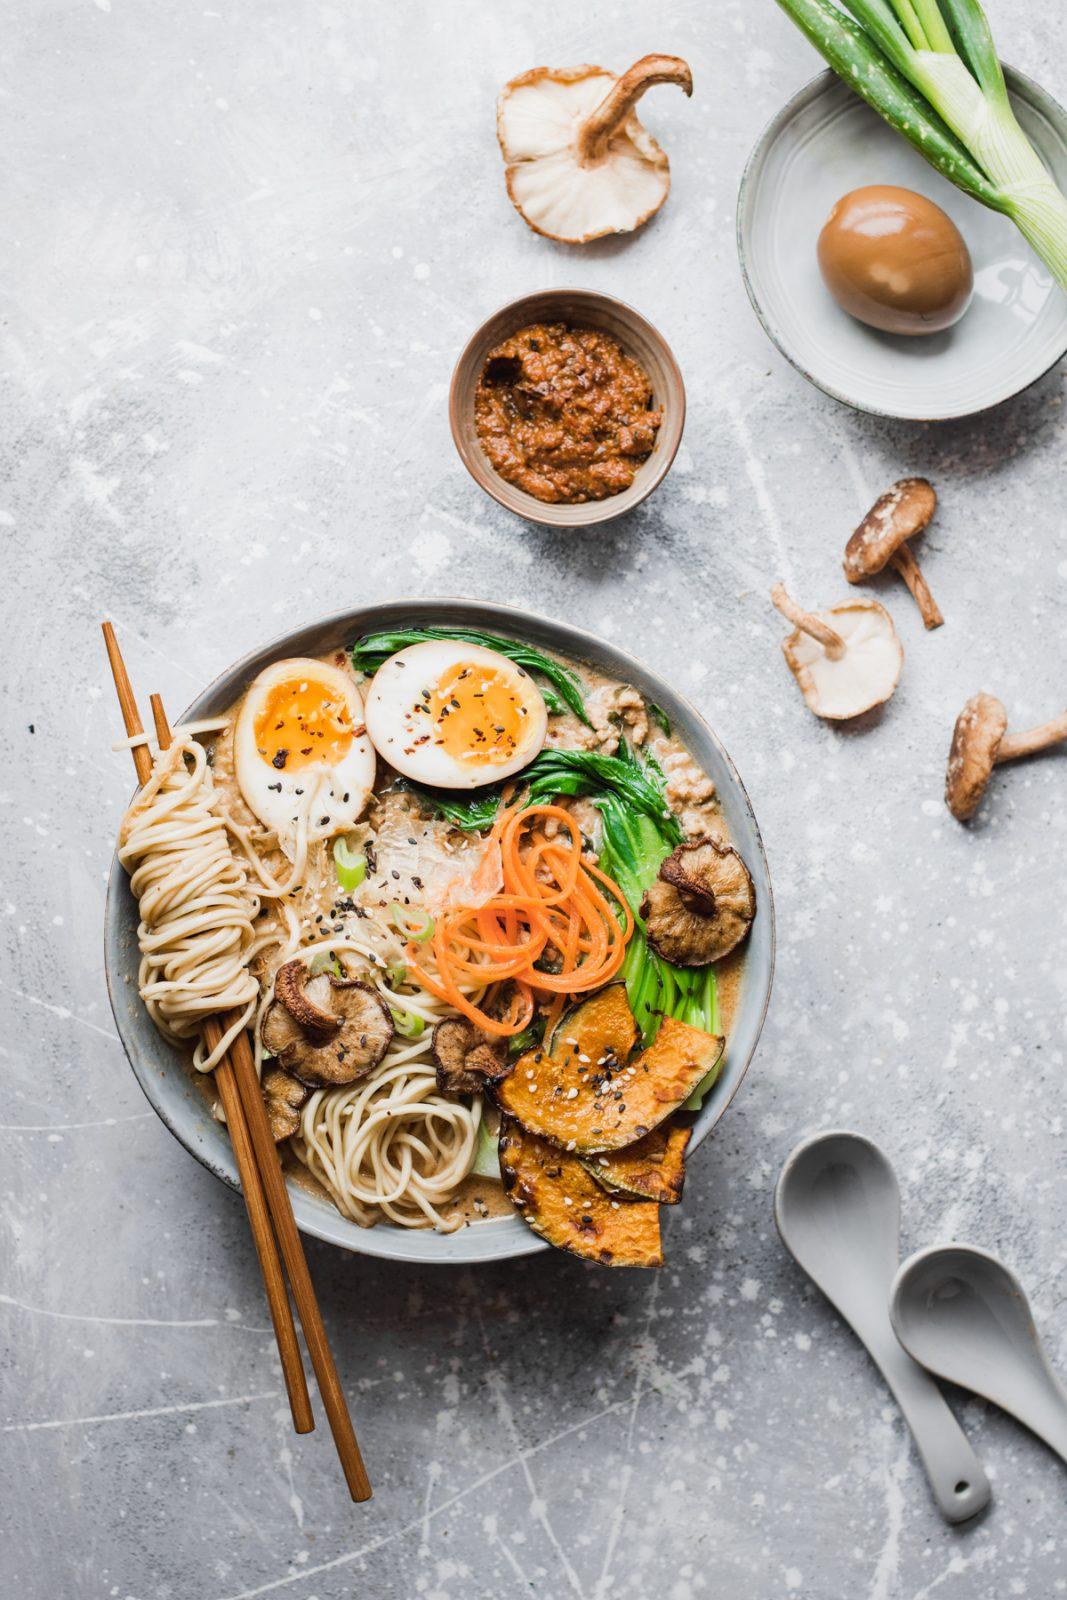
<box><xmin>432</xmin><ymin>1018</ymin><xmax>511</xmax><ymax>1097</ymax></box>
<box><xmin>274</xmin><ymin>960</ymin><xmax>340</xmax><ymax>1040</ymax></box>
<box><xmin>285</xmin><ymin>980</ymin><xmax>393</xmax><ymax>1089</ymax></box>
<box><xmin>261</xmin><ymin>996</ymin><xmax>306</xmax><ymax>1060</ymax></box>
<box><xmin>262</xmin><ymin>1067</ymin><xmax>308</xmax><ymax>1143</ymax></box>
<box><xmin>261</xmin><ymin>964</ymin><xmax>393</xmax><ymax>1089</ymax></box>
<box><xmin>641</xmin><ymin>839</ymin><xmax>755</xmax><ymax>967</ymax></box>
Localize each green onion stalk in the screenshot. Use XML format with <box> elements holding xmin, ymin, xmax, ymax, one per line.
<box><xmin>776</xmin><ymin>0</ymin><xmax>1067</xmax><ymax>287</ymax></box>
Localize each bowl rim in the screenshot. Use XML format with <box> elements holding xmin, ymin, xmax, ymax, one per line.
<box><xmin>447</xmin><ymin>287</ymin><xmax>686</xmax><ymax>528</ymax></box>
<box><xmin>736</xmin><ymin>63</ymin><xmax>1067</xmax><ymax>422</ymax></box>
<box><xmin>104</xmin><ymin>597</ymin><xmax>775</xmax><ymax>1266</ymax></box>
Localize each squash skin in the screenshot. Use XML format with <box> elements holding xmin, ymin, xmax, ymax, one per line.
<box><xmin>499</xmin><ymin>1120</ymin><xmax>662</xmax><ymax>1268</ymax></box>
<box><xmin>495</xmin><ymin>985</ymin><xmax>723</xmax><ymax>1154</ymax></box>
<box><xmin>582</xmin><ymin>1122</ymin><xmax>692</xmax><ymax>1204</ymax></box>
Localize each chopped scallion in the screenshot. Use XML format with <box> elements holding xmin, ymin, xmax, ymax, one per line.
<box><xmin>391</xmin><ymin>902</ymin><xmax>435</xmax><ymax>943</ymax></box>
<box><xmin>391</xmin><ymin>1007</ymin><xmax>425</xmax><ymax>1039</ymax></box>
<box><xmin>332</xmin><ymin>835</ymin><xmax>366</xmax><ymax>893</ymax></box>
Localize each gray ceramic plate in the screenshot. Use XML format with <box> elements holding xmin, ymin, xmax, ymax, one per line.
<box><xmin>104</xmin><ymin>600</ymin><xmax>775</xmax><ymax>1265</ymax></box>
<box><xmin>738</xmin><ymin>66</ymin><xmax>1067</xmax><ymax>420</ymax></box>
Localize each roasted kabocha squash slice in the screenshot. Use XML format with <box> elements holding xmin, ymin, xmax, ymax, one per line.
<box><xmin>499</xmin><ymin>1120</ymin><xmax>662</xmax><ymax>1268</ymax></box>
<box><xmin>494</xmin><ymin>985</ymin><xmax>723</xmax><ymax>1154</ymax></box>
<box><xmin>581</xmin><ymin>1122</ymin><xmax>692</xmax><ymax>1204</ymax></box>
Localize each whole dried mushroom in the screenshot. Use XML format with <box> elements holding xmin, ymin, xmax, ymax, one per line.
<box><xmin>261</xmin><ymin>958</ymin><xmax>393</xmax><ymax>1088</ymax></box>
<box><xmin>772</xmin><ymin>582</ymin><xmax>903</xmax><ymax>721</ymax></box>
<box><xmin>946</xmin><ymin>693</ymin><xmax>1067</xmax><ymax>820</ymax></box>
<box><xmin>432</xmin><ymin>1018</ymin><xmax>511</xmax><ymax>1097</ymax></box>
<box><xmin>496</xmin><ymin>55</ymin><xmax>693</xmax><ymax>244</ymax></box>
<box><xmin>844</xmin><ymin>478</ymin><xmax>943</xmax><ymax>630</ymax></box>
<box><xmin>641</xmin><ymin>838</ymin><xmax>755</xmax><ymax>967</ymax></box>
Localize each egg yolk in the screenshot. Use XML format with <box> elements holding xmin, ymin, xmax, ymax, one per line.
<box><xmin>254</xmin><ymin>677</ymin><xmax>354</xmax><ymax>772</ymax></box>
<box><xmin>426</xmin><ymin>662</ymin><xmax>527</xmax><ymax>766</ymax></box>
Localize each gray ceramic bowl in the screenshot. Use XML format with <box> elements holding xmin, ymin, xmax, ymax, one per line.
<box><xmin>738</xmin><ymin>66</ymin><xmax>1067</xmax><ymax>420</ymax></box>
<box><xmin>449</xmin><ymin>289</ymin><xmax>685</xmax><ymax>529</ymax></box>
<box><xmin>105</xmin><ymin>600</ymin><xmax>774</xmax><ymax>1265</ymax></box>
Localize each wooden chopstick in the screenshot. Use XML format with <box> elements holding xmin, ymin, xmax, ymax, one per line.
<box><xmin>102</xmin><ymin>624</ymin><xmax>314</xmax><ymax>1438</ymax></box>
<box><xmin>147</xmin><ymin>691</ymin><xmax>372</xmax><ymax>1504</ymax></box>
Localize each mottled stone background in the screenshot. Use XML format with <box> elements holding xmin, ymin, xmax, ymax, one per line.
<box><xmin>2</xmin><ymin>3</ymin><xmax>1066</xmax><ymax>1597</ymax></box>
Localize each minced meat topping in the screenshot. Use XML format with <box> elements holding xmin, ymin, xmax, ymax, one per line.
<box><xmin>474</xmin><ymin>322</ymin><xmax>663</xmax><ymax>504</ymax></box>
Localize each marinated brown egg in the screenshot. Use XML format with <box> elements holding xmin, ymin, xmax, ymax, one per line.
<box><xmin>817</xmin><ymin>185</ymin><xmax>973</xmax><ymax>336</ymax></box>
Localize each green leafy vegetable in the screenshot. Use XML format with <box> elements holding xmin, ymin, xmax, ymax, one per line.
<box><xmin>775</xmin><ymin>0</ymin><xmax>1067</xmax><ymax>285</ymax></box>
<box><xmin>350</xmin><ymin>626</ymin><xmax>591</xmax><ymax>724</ymax></box>
<box><xmin>508</xmin><ymin>1017</ymin><xmax>547</xmax><ymax>1057</ymax></box>
<box><xmin>648</xmin><ymin>702</ymin><xmax>671</xmax><ymax>736</ymax></box>
<box><xmin>471</xmin><ymin>1113</ymin><xmax>502</xmax><ymax>1179</ymax></box>
<box><xmin>399</xmin><ymin>742</ymin><xmax>682</xmax><ymax>841</ymax></box>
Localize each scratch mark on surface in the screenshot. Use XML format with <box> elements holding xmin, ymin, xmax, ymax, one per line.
<box><xmin>0</xmin><ymin>1112</ymin><xmax>154</xmax><ymax>1132</ymax></box>
<box><xmin>479</xmin><ymin>1311</ymin><xmax>589</xmax><ymax>1600</ymax></box>
<box><xmin>420</xmin><ymin>1459</ymin><xmax>441</xmax><ymax>1552</ymax></box>
<box><xmin>3</xmin><ymin>986</ymin><xmax>121</xmax><ymax>1044</ymax></box>
<box><xmin>724</xmin><ymin>395</ymin><xmax>793</xmax><ymax>586</ymax></box>
<box><xmin>868</xmin><ymin>1429</ymin><xmax>908</xmax><ymax>1600</ymax></box>
<box><xmin>592</xmin><ymin>1460</ymin><xmax>631</xmax><ymax>1599</ymax></box>
<box><xmin>625</xmin><ymin>1274</ymin><xmax>661</xmax><ymax>1451</ymax></box>
<box><xmin>3</xmin><ymin>1389</ymin><xmax>279</xmax><ymax>1433</ymax></box>
<box><xmin>209</xmin><ymin>1399</ymin><xmax>628</xmax><ymax>1600</ymax></box>
<box><xmin>0</xmin><ymin>1291</ymin><xmax>271</xmax><ymax>1334</ymax></box>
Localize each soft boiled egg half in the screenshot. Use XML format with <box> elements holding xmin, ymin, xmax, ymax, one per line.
<box><xmin>364</xmin><ymin>641</ymin><xmax>548</xmax><ymax>789</ymax></box>
<box><xmin>234</xmin><ymin>657</ymin><xmax>375</xmax><ymax>856</ymax></box>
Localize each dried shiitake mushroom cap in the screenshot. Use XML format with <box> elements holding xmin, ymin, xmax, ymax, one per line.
<box><xmin>496</xmin><ymin>54</ymin><xmax>693</xmax><ymax>243</ymax></box>
<box><xmin>274</xmin><ymin>960</ymin><xmax>339</xmax><ymax>1040</ymax></box>
<box><xmin>946</xmin><ymin>693</ymin><xmax>1067</xmax><ymax>821</ymax></box>
<box><xmin>772</xmin><ymin>582</ymin><xmax>903</xmax><ymax>721</ymax></box>
<box><xmin>262</xmin><ymin>1067</ymin><xmax>308</xmax><ymax>1143</ymax></box>
<box><xmin>844</xmin><ymin>478</ymin><xmax>943</xmax><ymax>630</ymax></box>
<box><xmin>262</xmin><ymin>968</ymin><xmax>393</xmax><ymax>1088</ymax></box>
<box><xmin>432</xmin><ymin>1017</ymin><xmax>510</xmax><ymax>1097</ymax></box>
<box><xmin>641</xmin><ymin>839</ymin><xmax>755</xmax><ymax>967</ymax></box>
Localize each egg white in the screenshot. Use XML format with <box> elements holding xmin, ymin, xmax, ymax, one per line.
<box><xmin>233</xmin><ymin>657</ymin><xmax>375</xmax><ymax>856</ymax></box>
<box><xmin>364</xmin><ymin>640</ymin><xmax>548</xmax><ymax>789</ymax></box>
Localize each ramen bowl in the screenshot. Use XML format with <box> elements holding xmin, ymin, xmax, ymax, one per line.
<box><xmin>449</xmin><ymin>289</ymin><xmax>686</xmax><ymax>529</ymax></box>
<box><xmin>104</xmin><ymin>599</ymin><xmax>774</xmax><ymax>1266</ymax></box>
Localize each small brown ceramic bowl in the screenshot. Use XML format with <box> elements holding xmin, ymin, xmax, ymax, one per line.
<box><xmin>449</xmin><ymin>288</ymin><xmax>686</xmax><ymax>529</ymax></box>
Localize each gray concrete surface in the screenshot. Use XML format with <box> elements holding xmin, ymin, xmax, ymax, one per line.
<box><xmin>3</xmin><ymin>3</ymin><xmax>1066</xmax><ymax>1596</ymax></box>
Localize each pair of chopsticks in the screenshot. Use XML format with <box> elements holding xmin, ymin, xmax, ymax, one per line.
<box><xmin>102</xmin><ymin>622</ymin><xmax>371</xmax><ymax>1503</ymax></box>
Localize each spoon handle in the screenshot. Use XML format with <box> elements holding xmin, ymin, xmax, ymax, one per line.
<box><xmin>872</xmin><ymin>1329</ymin><xmax>991</xmax><ymax>1522</ymax></box>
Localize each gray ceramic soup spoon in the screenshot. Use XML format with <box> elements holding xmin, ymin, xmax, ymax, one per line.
<box><xmin>775</xmin><ymin>1132</ymin><xmax>990</xmax><ymax>1521</ymax></box>
<box><xmin>891</xmin><ymin>1244</ymin><xmax>1067</xmax><ymax>1466</ymax></box>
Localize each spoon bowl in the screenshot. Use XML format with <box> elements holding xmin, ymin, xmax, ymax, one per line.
<box><xmin>891</xmin><ymin>1244</ymin><xmax>1067</xmax><ymax>1466</ymax></box>
<box><xmin>775</xmin><ymin>1132</ymin><xmax>990</xmax><ymax>1522</ymax></box>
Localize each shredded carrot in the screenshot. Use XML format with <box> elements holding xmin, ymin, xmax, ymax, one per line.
<box><xmin>406</xmin><ymin>803</ymin><xmax>633</xmax><ymax>1037</ymax></box>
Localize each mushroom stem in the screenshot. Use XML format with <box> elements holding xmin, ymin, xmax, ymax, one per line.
<box><xmin>576</xmin><ymin>54</ymin><xmax>693</xmax><ymax>167</ymax></box>
<box><xmin>771</xmin><ymin>583</ymin><xmax>846</xmax><ymax>660</ymax></box>
<box><xmin>997</xmin><ymin>710</ymin><xmax>1067</xmax><ymax>763</ymax></box>
<box><xmin>890</xmin><ymin>544</ymin><xmax>944</xmax><ymax>631</ymax></box>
